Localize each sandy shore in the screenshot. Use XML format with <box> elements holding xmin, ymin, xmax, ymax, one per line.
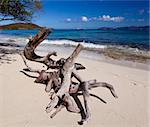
<box><xmin>0</xmin><ymin>48</ymin><xmax>149</xmax><ymax>127</ymax></box>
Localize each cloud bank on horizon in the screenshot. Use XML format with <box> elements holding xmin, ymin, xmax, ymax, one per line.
<box><xmin>67</xmin><ymin>15</ymin><xmax>125</xmax><ymax>22</ymax></box>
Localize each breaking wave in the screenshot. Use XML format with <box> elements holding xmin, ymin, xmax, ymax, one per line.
<box><xmin>42</xmin><ymin>39</ymin><xmax>107</xmax><ymax>49</ymax></box>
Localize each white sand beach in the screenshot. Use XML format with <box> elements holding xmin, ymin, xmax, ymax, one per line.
<box><xmin>0</xmin><ymin>48</ymin><xmax>149</xmax><ymax>127</ymax></box>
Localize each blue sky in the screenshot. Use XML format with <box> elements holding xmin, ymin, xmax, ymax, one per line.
<box><xmin>1</xmin><ymin>0</ymin><xmax>150</xmax><ymax>29</ymax></box>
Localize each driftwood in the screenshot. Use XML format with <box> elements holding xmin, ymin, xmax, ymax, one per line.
<box><xmin>20</xmin><ymin>51</ymin><xmax>117</xmax><ymax>124</ymax></box>
<box><xmin>24</xmin><ymin>27</ymin><xmax>85</xmax><ymax>70</ymax></box>
<box><xmin>20</xmin><ymin>28</ymin><xmax>118</xmax><ymax>125</ymax></box>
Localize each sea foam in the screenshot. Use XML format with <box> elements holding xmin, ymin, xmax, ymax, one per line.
<box><xmin>0</xmin><ymin>34</ymin><xmax>106</xmax><ymax>50</ymax></box>
<box><xmin>41</xmin><ymin>39</ymin><xmax>107</xmax><ymax>49</ymax></box>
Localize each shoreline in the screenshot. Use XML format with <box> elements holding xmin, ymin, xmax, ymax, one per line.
<box><xmin>0</xmin><ymin>33</ymin><xmax>149</xmax><ymax>71</ymax></box>
<box><xmin>35</xmin><ymin>43</ymin><xmax>150</xmax><ymax>70</ymax></box>
<box><xmin>0</xmin><ymin>42</ymin><xmax>149</xmax><ymax>70</ymax></box>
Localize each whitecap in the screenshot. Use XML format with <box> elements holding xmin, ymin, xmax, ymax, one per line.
<box><xmin>41</xmin><ymin>39</ymin><xmax>107</xmax><ymax>49</ymax></box>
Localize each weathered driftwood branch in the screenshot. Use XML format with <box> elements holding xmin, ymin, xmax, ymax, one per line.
<box><xmin>21</xmin><ymin>43</ymin><xmax>86</xmax><ymax>116</ymax></box>
<box><xmin>20</xmin><ymin>67</ymin><xmax>117</xmax><ymax>101</ymax></box>
<box><xmin>23</xmin><ymin>28</ymin><xmax>85</xmax><ymax>70</ymax></box>
<box><xmin>20</xmin><ymin>28</ymin><xmax>118</xmax><ymax>125</ymax></box>
<box><xmin>46</xmin><ymin>44</ymin><xmax>83</xmax><ymax>114</ymax></box>
<box><xmin>20</xmin><ymin>53</ymin><xmax>118</xmax><ymax>124</ymax></box>
<box><xmin>24</xmin><ymin>28</ymin><xmax>52</xmax><ymax>62</ymax></box>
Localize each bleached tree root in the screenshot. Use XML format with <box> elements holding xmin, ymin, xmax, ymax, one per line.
<box><xmin>20</xmin><ymin>28</ymin><xmax>118</xmax><ymax>125</ymax></box>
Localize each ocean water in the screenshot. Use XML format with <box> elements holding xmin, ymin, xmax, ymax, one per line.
<box><xmin>0</xmin><ymin>29</ymin><xmax>149</xmax><ymax>50</ymax></box>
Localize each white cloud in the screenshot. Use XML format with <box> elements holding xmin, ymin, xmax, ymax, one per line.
<box><xmin>66</xmin><ymin>18</ymin><xmax>71</xmax><ymax>22</ymax></box>
<box><xmin>99</xmin><ymin>15</ymin><xmax>111</xmax><ymax>21</ymax></box>
<box><xmin>110</xmin><ymin>16</ymin><xmax>124</xmax><ymax>22</ymax></box>
<box><xmin>99</xmin><ymin>15</ymin><xmax>124</xmax><ymax>22</ymax></box>
<box><xmin>81</xmin><ymin>16</ymin><xmax>88</xmax><ymax>22</ymax></box>
<box><xmin>65</xmin><ymin>15</ymin><xmax>124</xmax><ymax>23</ymax></box>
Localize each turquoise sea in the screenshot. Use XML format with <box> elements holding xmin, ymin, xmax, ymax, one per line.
<box><xmin>0</xmin><ymin>29</ymin><xmax>149</xmax><ymax>50</ymax></box>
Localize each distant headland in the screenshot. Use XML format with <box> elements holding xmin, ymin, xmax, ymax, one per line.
<box><xmin>0</xmin><ymin>23</ymin><xmax>43</xmax><ymax>30</ymax></box>
<box><xmin>97</xmin><ymin>26</ymin><xmax>150</xmax><ymax>31</ymax></box>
